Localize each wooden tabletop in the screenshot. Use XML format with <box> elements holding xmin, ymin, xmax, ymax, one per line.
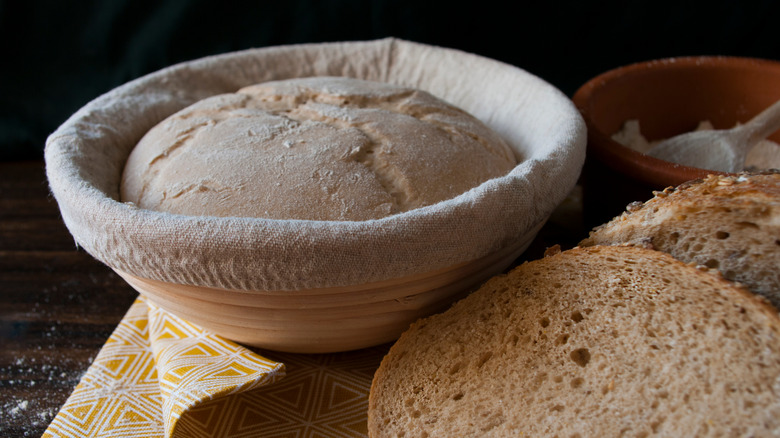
<box><xmin>0</xmin><ymin>161</ymin><xmax>138</xmax><ymax>436</ymax></box>
<box><xmin>0</xmin><ymin>160</ymin><xmax>585</xmax><ymax>437</ymax></box>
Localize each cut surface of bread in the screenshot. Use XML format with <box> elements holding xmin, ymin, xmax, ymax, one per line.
<box><xmin>368</xmin><ymin>245</ymin><xmax>780</xmax><ymax>437</ymax></box>
<box><xmin>120</xmin><ymin>76</ymin><xmax>516</xmax><ymax>221</ymax></box>
<box><xmin>580</xmin><ymin>172</ymin><xmax>780</xmax><ymax>308</ymax></box>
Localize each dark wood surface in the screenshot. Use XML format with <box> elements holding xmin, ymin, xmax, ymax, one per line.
<box><xmin>0</xmin><ymin>160</ymin><xmax>585</xmax><ymax>437</ymax></box>
<box><xmin>0</xmin><ymin>161</ymin><xmax>138</xmax><ymax>437</ymax></box>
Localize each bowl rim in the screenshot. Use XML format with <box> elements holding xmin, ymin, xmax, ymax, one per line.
<box><xmin>572</xmin><ymin>55</ymin><xmax>780</xmax><ymax>188</ymax></box>
<box><xmin>45</xmin><ymin>38</ymin><xmax>586</xmax><ymax>292</ymax></box>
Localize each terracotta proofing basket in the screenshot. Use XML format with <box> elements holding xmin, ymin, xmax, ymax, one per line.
<box><xmin>45</xmin><ymin>38</ymin><xmax>586</xmax><ymax>352</ymax></box>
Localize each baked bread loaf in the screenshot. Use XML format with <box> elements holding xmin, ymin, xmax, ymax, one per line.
<box><xmin>368</xmin><ymin>245</ymin><xmax>780</xmax><ymax>437</ymax></box>
<box><xmin>580</xmin><ymin>171</ymin><xmax>780</xmax><ymax>307</ymax></box>
<box><xmin>120</xmin><ymin>76</ymin><xmax>517</xmax><ymax>221</ymax></box>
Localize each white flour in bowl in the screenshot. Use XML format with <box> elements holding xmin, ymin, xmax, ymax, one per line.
<box><xmin>612</xmin><ymin>119</ymin><xmax>780</xmax><ymax>171</ymax></box>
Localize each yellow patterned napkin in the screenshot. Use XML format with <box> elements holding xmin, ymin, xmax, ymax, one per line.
<box><xmin>43</xmin><ymin>295</ymin><xmax>284</xmax><ymax>437</ymax></box>
<box><xmin>43</xmin><ymin>295</ymin><xmax>387</xmax><ymax>437</ymax></box>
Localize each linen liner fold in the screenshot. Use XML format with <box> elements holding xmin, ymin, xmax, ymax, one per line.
<box><xmin>44</xmin><ymin>38</ymin><xmax>586</xmax><ymax>293</ymax></box>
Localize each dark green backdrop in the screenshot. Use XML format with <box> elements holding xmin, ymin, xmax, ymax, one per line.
<box><xmin>3</xmin><ymin>0</ymin><xmax>780</xmax><ymax>161</ymax></box>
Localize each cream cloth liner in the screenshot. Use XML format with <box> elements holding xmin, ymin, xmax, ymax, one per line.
<box><xmin>45</xmin><ymin>38</ymin><xmax>586</xmax><ymax>292</ymax></box>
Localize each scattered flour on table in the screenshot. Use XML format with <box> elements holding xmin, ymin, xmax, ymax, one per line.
<box><xmin>9</xmin><ymin>400</ymin><xmax>29</xmax><ymax>416</ymax></box>
<box><xmin>1</xmin><ymin>341</ymin><xmax>87</xmax><ymax>436</ymax></box>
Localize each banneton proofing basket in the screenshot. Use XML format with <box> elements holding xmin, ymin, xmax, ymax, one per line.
<box><xmin>45</xmin><ymin>38</ymin><xmax>586</xmax><ymax>353</ymax></box>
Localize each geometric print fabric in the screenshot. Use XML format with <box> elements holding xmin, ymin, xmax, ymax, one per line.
<box><xmin>146</xmin><ymin>300</ymin><xmax>285</xmax><ymax>436</ymax></box>
<box><xmin>43</xmin><ymin>295</ymin><xmax>390</xmax><ymax>437</ymax></box>
<box><xmin>43</xmin><ymin>298</ymin><xmax>165</xmax><ymax>438</ymax></box>
<box><xmin>213</xmin><ymin>345</ymin><xmax>389</xmax><ymax>437</ymax></box>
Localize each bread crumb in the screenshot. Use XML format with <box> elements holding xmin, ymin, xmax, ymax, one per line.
<box><xmin>544</xmin><ymin>245</ymin><xmax>562</xmax><ymax>257</ymax></box>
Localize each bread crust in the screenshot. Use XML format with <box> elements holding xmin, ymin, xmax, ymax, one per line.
<box><xmin>120</xmin><ymin>77</ymin><xmax>516</xmax><ymax>221</ymax></box>
<box><xmin>368</xmin><ymin>245</ymin><xmax>780</xmax><ymax>437</ymax></box>
<box><xmin>580</xmin><ymin>171</ymin><xmax>780</xmax><ymax>307</ymax></box>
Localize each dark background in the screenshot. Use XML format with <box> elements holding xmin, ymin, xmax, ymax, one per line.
<box><xmin>1</xmin><ymin>3</ymin><xmax>779</xmax><ymax>435</ymax></box>
<box><xmin>3</xmin><ymin>0</ymin><xmax>780</xmax><ymax>161</ymax></box>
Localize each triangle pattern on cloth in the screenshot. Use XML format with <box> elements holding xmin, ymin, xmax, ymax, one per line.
<box><xmin>210</xmin><ymin>361</ymin><xmax>257</xmax><ymax>379</ymax></box>
<box><xmin>322</xmin><ymin>378</ymin><xmax>366</xmax><ymax>414</ymax></box>
<box><xmin>154</xmin><ymin>319</ymin><xmax>195</xmax><ymax>341</ymax></box>
<box><xmin>259</xmin><ymin>374</ymin><xmax>313</xmax><ymax>415</ymax></box>
<box><xmin>331</xmin><ymin>415</ymin><xmax>372</xmax><ymax>437</ymax></box>
<box><xmin>103</xmin><ymin>399</ymin><xmax>159</xmax><ymax>432</ymax></box>
<box><xmin>228</xmin><ymin>395</ymin><xmax>295</xmax><ymax>435</ymax></box>
<box><xmin>234</xmin><ymin>401</ymin><xmax>282</xmax><ymax>431</ymax></box>
<box><xmin>45</xmin><ymin>294</ymin><xmax>392</xmax><ymax>438</ymax></box>
<box><xmin>181</xmin><ymin>343</ymin><xmax>220</xmax><ymax>357</ymax></box>
<box><xmin>61</xmin><ymin>397</ymin><xmax>108</xmax><ymax>426</ymax></box>
<box><xmin>134</xmin><ymin>358</ymin><xmax>160</xmax><ymax>386</ymax></box>
<box><xmin>177</xmin><ymin>398</ymin><xmax>223</xmax><ymax>431</ymax></box>
<box><xmin>44</xmin><ymin>296</ymin><xmax>285</xmax><ymax>438</ymax></box>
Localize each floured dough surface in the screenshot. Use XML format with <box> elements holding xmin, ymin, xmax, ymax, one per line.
<box><xmin>120</xmin><ymin>77</ymin><xmax>517</xmax><ymax>221</ymax></box>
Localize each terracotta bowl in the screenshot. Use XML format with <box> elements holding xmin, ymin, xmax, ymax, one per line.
<box><xmin>46</xmin><ymin>39</ymin><xmax>585</xmax><ymax>353</ymax></box>
<box><xmin>573</xmin><ymin>56</ymin><xmax>780</xmax><ymax>227</ymax></box>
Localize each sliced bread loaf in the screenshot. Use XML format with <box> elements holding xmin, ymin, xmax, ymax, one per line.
<box><xmin>580</xmin><ymin>172</ymin><xmax>780</xmax><ymax>307</ymax></box>
<box><xmin>368</xmin><ymin>245</ymin><xmax>780</xmax><ymax>437</ymax></box>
